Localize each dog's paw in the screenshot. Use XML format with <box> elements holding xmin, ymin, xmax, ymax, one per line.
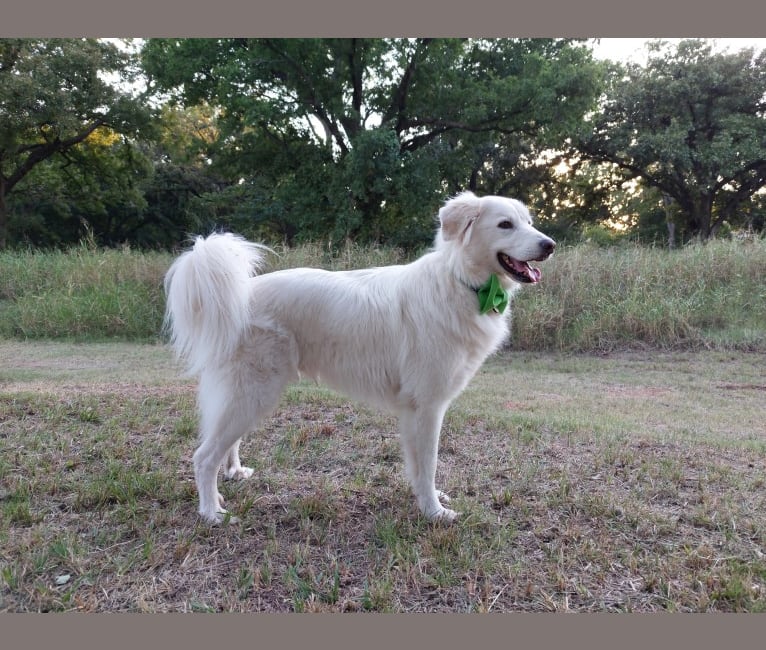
<box><xmin>426</xmin><ymin>505</ymin><xmax>459</xmax><ymax>524</ymax></box>
<box><xmin>224</xmin><ymin>466</ymin><xmax>254</xmax><ymax>480</ymax></box>
<box><xmin>201</xmin><ymin>509</ymin><xmax>240</xmax><ymax>526</ymax></box>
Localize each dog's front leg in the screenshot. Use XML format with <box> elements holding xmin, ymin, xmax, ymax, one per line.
<box><xmin>398</xmin><ymin>403</ymin><xmax>458</xmax><ymax>522</ymax></box>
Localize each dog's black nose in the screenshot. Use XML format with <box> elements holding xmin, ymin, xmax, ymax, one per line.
<box><xmin>539</xmin><ymin>238</ymin><xmax>556</xmax><ymax>256</ymax></box>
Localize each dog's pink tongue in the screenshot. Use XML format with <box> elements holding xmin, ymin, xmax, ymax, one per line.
<box><xmin>511</xmin><ymin>259</ymin><xmax>541</xmax><ymax>283</ymax></box>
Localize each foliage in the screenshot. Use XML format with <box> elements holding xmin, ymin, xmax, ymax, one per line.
<box><xmin>3</xmin><ymin>39</ymin><xmax>766</xmax><ymax>249</ymax></box>
<box><xmin>142</xmin><ymin>38</ymin><xmax>603</xmax><ymax>248</ymax></box>
<box><xmin>7</xmin><ymin>133</ymin><xmax>154</xmax><ymax>247</ymax></box>
<box><xmin>0</xmin><ymin>38</ymin><xmax>154</xmax><ymax>248</ymax></box>
<box><xmin>575</xmin><ymin>39</ymin><xmax>766</xmax><ymax>242</ymax></box>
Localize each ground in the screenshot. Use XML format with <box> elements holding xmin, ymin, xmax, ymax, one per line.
<box><xmin>1</xmin><ymin>341</ymin><xmax>765</xmax><ymax>612</ymax></box>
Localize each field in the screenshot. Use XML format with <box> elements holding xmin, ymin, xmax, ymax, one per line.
<box><xmin>1</xmin><ymin>237</ymin><xmax>765</xmax><ymax>351</ymax></box>
<box><xmin>2</xmin><ymin>341</ymin><xmax>765</xmax><ymax>612</ymax></box>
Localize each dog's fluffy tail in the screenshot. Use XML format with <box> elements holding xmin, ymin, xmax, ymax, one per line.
<box><xmin>164</xmin><ymin>233</ymin><xmax>268</xmax><ymax>376</ymax></box>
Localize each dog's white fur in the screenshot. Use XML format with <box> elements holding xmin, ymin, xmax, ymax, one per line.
<box><xmin>164</xmin><ymin>191</ymin><xmax>555</xmax><ymax>524</ymax></box>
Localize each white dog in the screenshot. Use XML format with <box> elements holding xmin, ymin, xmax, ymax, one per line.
<box><xmin>164</xmin><ymin>191</ymin><xmax>555</xmax><ymax>524</ymax></box>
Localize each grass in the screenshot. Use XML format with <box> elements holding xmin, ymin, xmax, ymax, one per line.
<box><xmin>0</xmin><ymin>235</ymin><xmax>764</xmax><ymax>611</ymax></box>
<box><xmin>1</xmin><ymin>341</ymin><xmax>765</xmax><ymax>612</ymax></box>
<box><xmin>0</xmin><ymin>236</ymin><xmax>764</xmax><ymax>351</ymax></box>
<box><xmin>0</xmin><ymin>242</ymin><xmax>169</xmax><ymax>341</ymax></box>
<box><xmin>512</xmin><ymin>238</ymin><xmax>766</xmax><ymax>351</ymax></box>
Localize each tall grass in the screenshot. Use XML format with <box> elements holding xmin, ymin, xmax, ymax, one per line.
<box><xmin>0</xmin><ymin>242</ymin><xmax>169</xmax><ymax>341</ymax></box>
<box><xmin>512</xmin><ymin>238</ymin><xmax>766</xmax><ymax>351</ymax></box>
<box><xmin>0</xmin><ymin>237</ymin><xmax>764</xmax><ymax>350</ymax></box>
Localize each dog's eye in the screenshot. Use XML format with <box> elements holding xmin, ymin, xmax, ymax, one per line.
<box><xmin>498</xmin><ymin>221</ymin><xmax>514</xmax><ymax>229</ymax></box>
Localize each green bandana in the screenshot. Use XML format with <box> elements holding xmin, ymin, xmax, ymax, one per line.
<box><xmin>476</xmin><ymin>274</ymin><xmax>509</xmax><ymax>315</ymax></box>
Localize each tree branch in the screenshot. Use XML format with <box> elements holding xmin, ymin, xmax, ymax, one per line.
<box><xmin>262</xmin><ymin>39</ymin><xmax>350</xmax><ymax>155</ymax></box>
<box><xmin>400</xmin><ymin>116</ymin><xmax>535</xmax><ymax>152</ymax></box>
<box><xmin>6</xmin><ymin>119</ymin><xmax>106</xmax><ymax>191</ymax></box>
<box><xmin>383</xmin><ymin>38</ymin><xmax>434</xmax><ymax>131</ymax></box>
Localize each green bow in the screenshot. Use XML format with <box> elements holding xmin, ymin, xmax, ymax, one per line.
<box><xmin>476</xmin><ymin>274</ymin><xmax>509</xmax><ymax>315</ymax></box>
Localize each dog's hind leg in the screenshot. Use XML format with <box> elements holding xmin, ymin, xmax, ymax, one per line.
<box><xmin>193</xmin><ymin>386</ymin><xmax>262</xmax><ymax>524</ymax></box>
<box><xmin>398</xmin><ymin>402</ymin><xmax>458</xmax><ymax>522</ymax></box>
<box><xmin>193</xmin><ymin>342</ymin><xmax>295</xmax><ymax>524</ymax></box>
<box><xmin>194</xmin><ymin>384</ymin><xmax>286</xmax><ymax>524</ymax></box>
<box><xmin>222</xmin><ymin>439</ymin><xmax>254</xmax><ymax>480</ymax></box>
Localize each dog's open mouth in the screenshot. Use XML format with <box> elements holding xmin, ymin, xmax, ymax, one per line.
<box><xmin>498</xmin><ymin>253</ymin><xmax>541</xmax><ymax>284</ymax></box>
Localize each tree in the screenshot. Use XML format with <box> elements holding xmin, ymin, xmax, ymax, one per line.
<box><xmin>0</xmin><ymin>38</ymin><xmax>153</xmax><ymax>248</ymax></box>
<box><xmin>576</xmin><ymin>39</ymin><xmax>766</xmax><ymax>242</ymax></box>
<box><xmin>142</xmin><ymin>38</ymin><xmax>602</xmax><ymax>247</ymax></box>
<box><xmin>7</xmin><ymin>128</ymin><xmax>152</xmax><ymax>247</ymax></box>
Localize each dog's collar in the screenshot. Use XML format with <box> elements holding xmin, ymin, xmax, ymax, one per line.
<box><xmin>461</xmin><ymin>273</ymin><xmax>509</xmax><ymax>315</ymax></box>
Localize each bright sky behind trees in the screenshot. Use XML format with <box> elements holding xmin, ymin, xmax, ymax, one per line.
<box><xmin>590</xmin><ymin>37</ymin><xmax>766</xmax><ymax>63</ymax></box>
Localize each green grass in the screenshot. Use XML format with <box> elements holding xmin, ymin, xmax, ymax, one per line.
<box><xmin>0</xmin><ymin>242</ymin><xmax>168</xmax><ymax>341</ymax></box>
<box><xmin>1</xmin><ymin>342</ymin><xmax>765</xmax><ymax>612</ymax></box>
<box><xmin>513</xmin><ymin>238</ymin><xmax>766</xmax><ymax>351</ymax></box>
<box><xmin>1</xmin><ymin>236</ymin><xmax>764</xmax><ymax>351</ymax></box>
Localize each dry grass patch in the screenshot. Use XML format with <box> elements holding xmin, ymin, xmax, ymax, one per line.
<box><xmin>1</xmin><ymin>342</ymin><xmax>765</xmax><ymax>611</ymax></box>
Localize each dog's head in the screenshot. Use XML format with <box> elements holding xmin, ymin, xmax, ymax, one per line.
<box><xmin>438</xmin><ymin>191</ymin><xmax>556</xmax><ymax>285</ymax></box>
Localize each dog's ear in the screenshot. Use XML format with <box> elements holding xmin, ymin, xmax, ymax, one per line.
<box><xmin>439</xmin><ymin>192</ymin><xmax>481</xmax><ymax>243</ymax></box>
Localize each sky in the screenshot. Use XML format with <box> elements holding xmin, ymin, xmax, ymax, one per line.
<box><xmin>589</xmin><ymin>37</ymin><xmax>766</xmax><ymax>63</ymax></box>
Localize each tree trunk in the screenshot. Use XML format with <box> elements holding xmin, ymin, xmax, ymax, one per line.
<box><xmin>666</xmin><ymin>221</ymin><xmax>676</xmax><ymax>250</ymax></box>
<box><xmin>687</xmin><ymin>194</ymin><xmax>714</xmax><ymax>241</ymax></box>
<box><xmin>662</xmin><ymin>194</ymin><xmax>676</xmax><ymax>249</ymax></box>
<box><xmin>0</xmin><ymin>177</ymin><xmax>7</xmax><ymax>250</ymax></box>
